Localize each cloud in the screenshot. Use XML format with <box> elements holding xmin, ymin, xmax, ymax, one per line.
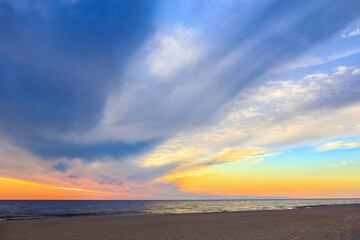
<box><xmin>319</xmin><ymin>140</ymin><xmax>359</xmax><ymax>151</ymax></box>
<box><xmin>348</xmin><ymin>28</ymin><xmax>360</xmax><ymax>37</ymax></box>
<box><xmin>332</xmin><ymin>161</ymin><xmax>358</xmax><ymax>167</ymax></box>
<box><xmin>333</xmin><ymin>66</ymin><xmax>349</xmax><ymax>75</ymax></box>
<box><xmin>343</xmin><ymin>142</ymin><xmax>360</xmax><ymax>148</ymax></box>
<box><xmin>53</xmin><ymin>162</ymin><xmax>69</xmax><ymax>173</ymax></box>
<box><xmin>143</xmin><ymin>145</ymin><xmax>274</xmax><ymax>171</ymax></box>
<box><xmin>142</xmin><ymin>140</ymin><xmax>276</xmax><ymax>187</ymax></box>
<box><xmin>67</xmin><ymin>0</ymin><xmax>360</xmax><ymax>147</ymax></box>
<box><xmin>320</xmin><ymin>142</ymin><xmax>343</xmax><ymax>150</ymax></box>
<box><xmin>276</xmin><ymin>48</ymin><xmax>360</xmax><ymax>72</ymax></box>
<box><xmin>352</xmin><ymin>69</ymin><xmax>360</xmax><ymax>75</ymax></box>
<box><xmin>0</xmin><ymin>0</ymin><xmax>158</xmax><ymax>159</ymax></box>
<box><xmin>209</xmin><ymin>148</ymin><xmax>270</xmax><ymax>162</ymax></box>
<box><xmin>136</xmin><ymin>65</ymin><xmax>360</xmax><ymax>193</ymax></box>
<box><xmin>1</xmin><ymin>0</ymin><xmax>360</xmax><ymax>161</ymax></box>
<box><xmin>27</xmin><ymin>138</ymin><xmax>160</xmax><ymax>161</ymax></box>
<box><xmin>147</xmin><ymin>25</ymin><xmax>204</xmax><ymax>77</ymax></box>
<box><xmin>4</xmin><ymin>61</ymin><xmax>359</xmax><ymax>197</ymax></box>
<box><xmin>0</xmin><ymin>137</ymin><xmax>162</xmax><ymax>197</ymax></box>
<box><xmin>243</xmin><ymin>158</ymin><xmax>264</xmax><ymax>166</ymax></box>
<box><xmin>304</xmin><ymin>73</ymin><xmax>329</xmax><ymax>80</ymax></box>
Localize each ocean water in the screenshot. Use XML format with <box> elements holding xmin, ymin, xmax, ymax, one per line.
<box><xmin>0</xmin><ymin>199</ymin><xmax>359</xmax><ymax>220</ymax></box>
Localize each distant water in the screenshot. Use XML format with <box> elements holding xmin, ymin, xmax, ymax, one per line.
<box><xmin>1</xmin><ymin>199</ymin><xmax>360</xmax><ymax>220</ymax></box>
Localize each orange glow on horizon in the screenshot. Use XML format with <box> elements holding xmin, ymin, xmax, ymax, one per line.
<box><xmin>0</xmin><ymin>177</ymin><xmax>147</xmax><ymax>200</ymax></box>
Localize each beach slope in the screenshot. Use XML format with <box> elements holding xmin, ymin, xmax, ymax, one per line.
<box><xmin>1</xmin><ymin>204</ymin><xmax>360</xmax><ymax>240</ymax></box>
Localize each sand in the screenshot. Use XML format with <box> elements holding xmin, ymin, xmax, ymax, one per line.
<box><xmin>1</xmin><ymin>204</ymin><xmax>360</xmax><ymax>240</ymax></box>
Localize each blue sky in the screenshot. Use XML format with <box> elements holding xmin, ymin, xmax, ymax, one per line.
<box><xmin>0</xmin><ymin>0</ymin><xmax>359</xmax><ymax>199</ymax></box>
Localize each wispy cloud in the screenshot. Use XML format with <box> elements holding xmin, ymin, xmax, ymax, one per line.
<box><xmin>352</xmin><ymin>69</ymin><xmax>360</xmax><ymax>75</ymax></box>
<box><xmin>346</xmin><ymin>28</ymin><xmax>360</xmax><ymax>37</ymax></box>
<box><xmin>320</xmin><ymin>141</ymin><xmax>359</xmax><ymax>151</ymax></box>
<box><xmin>144</xmin><ymin>146</ymin><xmax>276</xmax><ymax>180</ymax></box>
<box><xmin>332</xmin><ymin>161</ymin><xmax>358</xmax><ymax>167</ymax></box>
<box><xmin>243</xmin><ymin>158</ymin><xmax>264</xmax><ymax>166</ymax></box>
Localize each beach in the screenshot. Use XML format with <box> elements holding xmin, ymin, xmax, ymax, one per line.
<box><xmin>1</xmin><ymin>204</ymin><xmax>359</xmax><ymax>240</ymax></box>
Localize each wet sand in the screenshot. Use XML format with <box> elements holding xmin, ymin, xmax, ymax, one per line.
<box><xmin>1</xmin><ymin>204</ymin><xmax>360</xmax><ymax>240</ymax></box>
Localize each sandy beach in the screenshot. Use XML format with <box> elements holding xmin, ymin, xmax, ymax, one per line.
<box><xmin>1</xmin><ymin>204</ymin><xmax>360</xmax><ymax>240</ymax></box>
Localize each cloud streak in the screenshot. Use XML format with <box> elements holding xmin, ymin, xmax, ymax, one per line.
<box><xmin>320</xmin><ymin>141</ymin><xmax>359</xmax><ymax>151</ymax></box>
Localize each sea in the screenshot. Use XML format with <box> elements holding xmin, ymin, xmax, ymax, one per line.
<box><xmin>1</xmin><ymin>199</ymin><xmax>360</xmax><ymax>221</ymax></box>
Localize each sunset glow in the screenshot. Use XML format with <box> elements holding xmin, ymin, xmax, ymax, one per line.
<box><xmin>0</xmin><ymin>0</ymin><xmax>360</xmax><ymax>200</ymax></box>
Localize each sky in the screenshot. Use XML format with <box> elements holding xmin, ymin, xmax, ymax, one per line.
<box><xmin>0</xmin><ymin>0</ymin><xmax>360</xmax><ymax>200</ymax></box>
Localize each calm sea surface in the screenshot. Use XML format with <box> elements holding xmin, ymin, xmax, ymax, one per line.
<box><xmin>1</xmin><ymin>199</ymin><xmax>360</xmax><ymax>220</ymax></box>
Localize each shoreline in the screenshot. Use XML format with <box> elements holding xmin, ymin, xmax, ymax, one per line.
<box><xmin>1</xmin><ymin>204</ymin><xmax>360</xmax><ymax>239</ymax></box>
<box><xmin>2</xmin><ymin>202</ymin><xmax>359</xmax><ymax>221</ymax></box>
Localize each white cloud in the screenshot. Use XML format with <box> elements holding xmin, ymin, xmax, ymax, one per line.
<box><xmin>333</xmin><ymin>66</ymin><xmax>349</xmax><ymax>75</ymax></box>
<box><xmin>319</xmin><ymin>140</ymin><xmax>359</xmax><ymax>151</ymax></box>
<box><xmin>352</xmin><ymin>69</ymin><xmax>360</xmax><ymax>75</ymax></box>
<box><xmin>319</xmin><ymin>141</ymin><xmax>343</xmax><ymax>150</ymax></box>
<box><xmin>348</xmin><ymin>28</ymin><xmax>360</xmax><ymax>37</ymax></box>
<box><xmin>304</xmin><ymin>73</ymin><xmax>329</xmax><ymax>80</ymax></box>
<box><xmin>147</xmin><ymin>26</ymin><xmax>204</xmax><ymax>78</ymax></box>
<box><xmin>343</xmin><ymin>142</ymin><xmax>360</xmax><ymax>148</ymax></box>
